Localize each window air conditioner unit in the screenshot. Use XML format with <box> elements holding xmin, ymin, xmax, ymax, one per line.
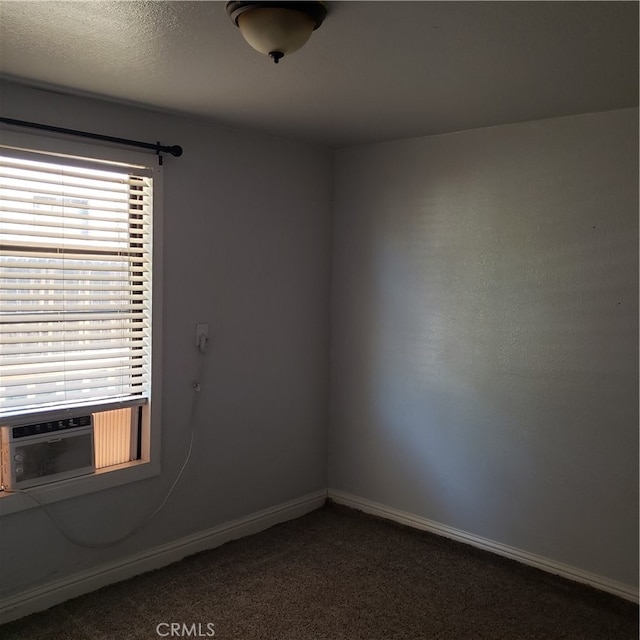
<box><xmin>1</xmin><ymin>413</ymin><xmax>95</xmax><ymax>490</ymax></box>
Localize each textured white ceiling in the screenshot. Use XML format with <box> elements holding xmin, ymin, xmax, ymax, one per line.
<box><xmin>0</xmin><ymin>1</ymin><xmax>637</xmax><ymax>147</ymax></box>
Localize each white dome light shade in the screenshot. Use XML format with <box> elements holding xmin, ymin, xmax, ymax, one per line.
<box><xmin>238</xmin><ymin>8</ymin><xmax>315</xmax><ymax>61</ymax></box>
<box><xmin>227</xmin><ymin>2</ymin><xmax>327</xmax><ymax>63</ymax></box>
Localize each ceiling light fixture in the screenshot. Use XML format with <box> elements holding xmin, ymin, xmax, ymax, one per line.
<box><xmin>226</xmin><ymin>1</ymin><xmax>327</xmax><ymax>64</ymax></box>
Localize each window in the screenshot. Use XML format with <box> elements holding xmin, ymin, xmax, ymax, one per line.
<box><xmin>0</xmin><ymin>139</ymin><xmax>160</xmax><ymax>502</ymax></box>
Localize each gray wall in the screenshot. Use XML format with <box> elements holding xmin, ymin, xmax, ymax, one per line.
<box><xmin>0</xmin><ymin>81</ymin><xmax>333</xmax><ymax>598</ymax></box>
<box><xmin>0</xmin><ymin>81</ymin><xmax>637</xmax><ymax>600</ymax></box>
<box><xmin>329</xmin><ymin>109</ymin><xmax>639</xmax><ymax>588</ymax></box>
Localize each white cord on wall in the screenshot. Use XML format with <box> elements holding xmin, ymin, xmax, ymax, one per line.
<box><xmin>4</xmin><ymin>346</ymin><xmax>208</xmax><ymax>549</ymax></box>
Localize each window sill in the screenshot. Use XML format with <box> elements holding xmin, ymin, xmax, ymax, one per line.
<box><xmin>0</xmin><ymin>459</ymin><xmax>160</xmax><ymax>517</ymax></box>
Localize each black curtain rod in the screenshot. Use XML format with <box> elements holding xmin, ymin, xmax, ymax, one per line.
<box><xmin>0</xmin><ymin>116</ymin><xmax>183</xmax><ymax>159</ymax></box>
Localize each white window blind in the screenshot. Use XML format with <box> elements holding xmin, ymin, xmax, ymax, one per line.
<box><xmin>0</xmin><ymin>149</ymin><xmax>152</xmax><ymax>416</ymax></box>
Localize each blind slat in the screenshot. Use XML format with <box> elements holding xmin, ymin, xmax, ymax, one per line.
<box><xmin>0</xmin><ymin>272</ymin><xmax>149</xmax><ymax>284</ymax></box>
<box><xmin>0</xmin><ymin>227</ymin><xmax>150</xmax><ymax>244</ymax></box>
<box><xmin>0</xmin><ymin>282</ymin><xmax>149</xmax><ymax>293</ymax></box>
<box><xmin>1</xmin><ymin>387</ymin><xmax>147</xmax><ymax>408</ymax></box>
<box><xmin>0</xmin><ymin>249</ymin><xmax>149</xmax><ymax>262</ymax></box>
<box><xmin>1</xmin><ymin>213</ymin><xmax>133</xmax><ymax>234</ymax></box>
<box><xmin>1</xmin><ymin>361</ymin><xmax>148</xmax><ymax>379</ymax></box>
<box><xmin>1</xmin><ymin>355</ymin><xmax>150</xmax><ymax>372</ymax></box>
<box><xmin>0</xmin><ymin>319</ymin><xmax>147</xmax><ymax>333</ymax></box>
<box><xmin>0</xmin><ymin>311</ymin><xmax>148</xmax><ymax>324</ymax></box>
<box><xmin>0</xmin><ymin>202</ymin><xmax>139</xmax><ymax>220</ymax></box>
<box><xmin>2</xmin><ymin>341</ymin><xmax>150</xmax><ymax>359</ymax></box>
<box><xmin>0</xmin><ymin>161</ymin><xmax>150</xmax><ymax>187</ymax></box>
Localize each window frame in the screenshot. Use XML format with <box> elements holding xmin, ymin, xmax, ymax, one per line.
<box><xmin>0</xmin><ymin>130</ymin><xmax>163</xmax><ymax>517</ymax></box>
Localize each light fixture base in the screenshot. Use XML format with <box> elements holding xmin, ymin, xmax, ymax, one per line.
<box><xmin>226</xmin><ymin>2</ymin><xmax>327</xmax><ymax>30</ymax></box>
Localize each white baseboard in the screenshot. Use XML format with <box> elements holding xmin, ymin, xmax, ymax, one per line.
<box><xmin>0</xmin><ymin>490</ymin><xmax>327</xmax><ymax>625</ymax></box>
<box><xmin>328</xmin><ymin>490</ymin><xmax>639</xmax><ymax>604</ymax></box>
<box><xmin>2</xmin><ymin>488</ymin><xmax>636</xmax><ymax>625</ymax></box>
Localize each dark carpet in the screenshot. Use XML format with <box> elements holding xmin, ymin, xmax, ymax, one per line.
<box><xmin>1</xmin><ymin>501</ymin><xmax>637</xmax><ymax>639</ymax></box>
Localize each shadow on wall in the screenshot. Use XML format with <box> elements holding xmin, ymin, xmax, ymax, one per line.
<box><xmin>334</xmin><ymin>130</ymin><xmax>638</xmax><ymax>566</ymax></box>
